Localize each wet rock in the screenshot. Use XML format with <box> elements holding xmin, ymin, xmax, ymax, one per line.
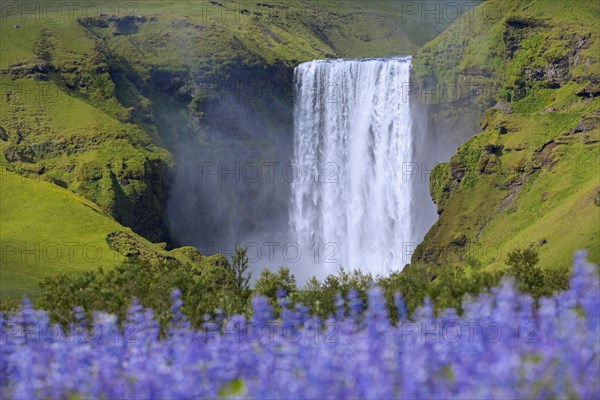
<box><xmin>571</xmin><ymin>117</ymin><xmax>598</xmax><ymax>134</ymax></box>
<box><xmin>484</xmin><ymin>143</ymin><xmax>503</xmax><ymax>155</ymax></box>
<box><xmin>493</xmin><ymin>101</ymin><xmax>513</xmax><ymax>114</ymax></box>
<box><xmin>4</xmin><ymin>145</ymin><xmax>34</xmax><ymax>163</ymax></box>
<box><xmin>577</xmin><ymin>82</ymin><xmax>600</xmax><ymax>98</ymax></box>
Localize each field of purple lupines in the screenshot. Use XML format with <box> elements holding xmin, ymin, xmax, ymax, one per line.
<box><xmin>1</xmin><ymin>252</ymin><xmax>599</xmax><ymax>400</ymax></box>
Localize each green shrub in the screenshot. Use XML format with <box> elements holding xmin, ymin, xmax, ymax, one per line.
<box><xmin>37</xmin><ymin>258</ymin><xmax>244</xmax><ymax>331</ymax></box>
<box><xmin>506</xmin><ymin>247</ymin><xmax>545</xmax><ymax>297</ymax></box>
<box><xmin>254</xmin><ymin>267</ymin><xmax>297</xmax><ymax>311</ymax></box>
<box><xmin>34</xmin><ymin>246</ymin><xmax>572</xmax><ymax>329</ymax></box>
<box><xmin>292</xmin><ymin>268</ymin><xmax>373</xmax><ymax>320</ymax></box>
<box><xmin>231</xmin><ymin>245</ymin><xmax>252</xmax><ymax>299</ymax></box>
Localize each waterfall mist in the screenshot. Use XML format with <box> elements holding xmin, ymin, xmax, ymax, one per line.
<box><xmin>165</xmin><ymin>65</ymin><xmax>296</xmax><ymax>277</ymax></box>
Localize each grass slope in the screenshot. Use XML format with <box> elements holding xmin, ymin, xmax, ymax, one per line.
<box><xmin>412</xmin><ymin>0</ymin><xmax>600</xmax><ymax>271</ymax></box>
<box><xmin>0</xmin><ymin>168</ymin><xmax>125</xmax><ymax>298</ymax></box>
<box><xmin>0</xmin><ymin>168</ymin><xmax>227</xmax><ymax>298</ymax></box>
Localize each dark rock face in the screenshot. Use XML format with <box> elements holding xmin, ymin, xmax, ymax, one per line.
<box><xmin>0</xmin><ymin>126</ymin><xmax>8</xmax><ymax>142</ymax></box>
<box><xmin>4</xmin><ymin>145</ymin><xmax>33</xmax><ymax>163</ymax></box>
<box><xmin>577</xmin><ymin>82</ymin><xmax>600</xmax><ymax>98</ymax></box>
<box><xmin>1</xmin><ymin>62</ymin><xmax>51</xmax><ymax>80</ymax></box>
<box><xmin>504</xmin><ymin>18</ymin><xmax>546</xmax><ymax>58</ymax></box>
<box><xmin>484</xmin><ymin>144</ymin><xmax>503</xmax><ymax>155</ymax></box>
<box><xmin>114</xmin><ymin>159</ymin><xmax>171</xmax><ymax>243</ymax></box>
<box><xmin>77</xmin><ymin>15</ymin><xmax>147</xmax><ymax>35</ymax></box>
<box><xmin>571</xmin><ymin>117</ymin><xmax>598</xmax><ymax>134</ymax></box>
<box><xmin>503</xmin><ymin>20</ymin><xmax>592</xmax><ymax>100</ymax></box>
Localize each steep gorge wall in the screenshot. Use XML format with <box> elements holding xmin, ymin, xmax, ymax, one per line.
<box><xmin>0</xmin><ymin>31</ymin><xmax>173</xmax><ymax>242</ymax></box>
<box><xmin>411</xmin><ymin>0</ymin><xmax>600</xmax><ymax>270</ymax></box>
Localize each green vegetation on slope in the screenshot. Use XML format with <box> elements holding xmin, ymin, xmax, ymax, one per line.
<box><xmin>412</xmin><ymin>0</ymin><xmax>600</xmax><ymax>271</ymax></box>
<box><xmin>0</xmin><ymin>75</ymin><xmax>171</xmax><ymax>241</ymax></box>
<box><xmin>0</xmin><ymin>168</ymin><xmax>125</xmax><ymax>298</ymax></box>
<box><xmin>0</xmin><ymin>16</ymin><xmax>174</xmax><ymax>241</ymax></box>
<box><xmin>0</xmin><ymin>168</ymin><xmax>231</xmax><ymax>299</ymax></box>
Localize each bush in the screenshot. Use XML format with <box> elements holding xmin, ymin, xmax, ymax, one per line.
<box><xmin>542</xmin><ymin>265</ymin><xmax>571</xmax><ymax>293</ymax></box>
<box><xmin>506</xmin><ymin>247</ymin><xmax>544</xmax><ymax>297</ymax></box>
<box><xmin>34</xmin><ymin>246</ymin><xmax>572</xmax><ymax>331</ymax></box>
<box><xmin>231</xmin><ymin>245</ymin><xmax>252</xmax><ymax>299</ymax></box>
<box><xmin>253</xmin><ymin>267</ymin><xmax>297</xmax><ymax>309</ymax></box>
<box><xmin>0</xmin><ymin>297</ymin><xmax>20</xmax><ymax>316</ymax></box>
<box><xmin>292</xmin><ymin>267</ymin><xmax>373</xmax><ymax>320</ymax></box>
<box><xmin>426</xmin><ymin>265</ymin><xmax>503</xmax><ymax>312</ymax></box>
<box><xmin>37</xmin><ymin>258</ymin><xmax>244</xmax><ymax>331</ymax></box>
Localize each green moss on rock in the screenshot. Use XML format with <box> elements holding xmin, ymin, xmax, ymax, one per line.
<box><xmin>413</xmin><ymin>0</ymin><xmax>600</xmax><ymax>271</ymax></box>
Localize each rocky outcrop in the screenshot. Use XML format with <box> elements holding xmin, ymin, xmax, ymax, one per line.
<box><xmin>412</xmin><ymin>0</ymin><xmax>600</xmax><ymax>269</ymax></box>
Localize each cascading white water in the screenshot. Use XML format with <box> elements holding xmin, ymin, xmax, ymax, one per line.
<box><xmin>291</xmin><ymin>57</ymin><xmax>414</xmax><ymax>275</ymax></box>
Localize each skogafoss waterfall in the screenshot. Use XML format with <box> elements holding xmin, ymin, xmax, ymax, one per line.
<box><xmin>291</xmin><ymin>57</ymin><xmax>414</xmax><ymax>275</ymax></box>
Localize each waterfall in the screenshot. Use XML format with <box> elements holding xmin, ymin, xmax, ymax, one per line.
<box><xmin>290</xmin><ymin>57</ymin><xmax>414</xmax><ymax>275</ymax></box>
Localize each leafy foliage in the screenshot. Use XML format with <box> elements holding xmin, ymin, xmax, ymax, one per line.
<box><xmin>254</xmin><ymin>267</ymin><xmax>297</xmax><ymax>311</ymax></box>
<box><xmin>231</xmin><ymin>245</ymin><xmax>252</xmax><ymax>299</ymax></box>
<box><xmin>291</xmin><ymin>267</ymin><xmax>373</xmax><ymax>319</ymax></box>
<box><xmin>504</xmin><ymin>246</ymin><xmax>575</xmax><ymax>299</ymax></box>
<box><xmin>37</xmin><ymin>257</ymin><xmax>245</xmax><ymax>331</ymax></box>
<box><xmin>31</xmin><ymin>243</ymin><xmax>573</xmax><ymax>329</ymax></box>
<box><xmin>506</xmin><ymin>247</ymin><xmax>544</xmax><ymax>297</ymax></box>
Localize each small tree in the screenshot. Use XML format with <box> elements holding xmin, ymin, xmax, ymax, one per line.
<box><xmin>231</xmin><ymin>245</ymin><xmax>252</xmax><ymax>297</ymax></box>
<box><xmin>506</xmin><ymin>247</ymin><xmax>544</xmax><ymax>297</ymax></box>
<box><xmin>254</xmin><ymin>267</ymin><xmax>297</xmax><ymax>304</ymax></box>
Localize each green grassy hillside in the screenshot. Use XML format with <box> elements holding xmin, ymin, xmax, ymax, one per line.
<box><xmin>412</xmin><ymin>0</ymin><xmax>600</xmax><ymax>272</ymax></box>
<box><xmin>0</xmin><ymin>168</ymin><xmax>125</xmax><ymax>298</ymax></box>
<box><xmin>0</xmin><ymin>168</ymin><xmax>227</xmax><ymax>298</ymax></box>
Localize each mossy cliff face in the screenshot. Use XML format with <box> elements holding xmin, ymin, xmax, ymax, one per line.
<box><xmin>0</xmin><ymin>25</ymin><xmax>173</xmax><ymax>242</ymax></box>
<box><xmin>0</xmin><ymin>168</ymin><xmax>229</xmax><ymax>298</ymax></box>
<box><xmin>412</xmin><ymin>0</ymin><xmax>600</xmax><ymax>271</ymax></box>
